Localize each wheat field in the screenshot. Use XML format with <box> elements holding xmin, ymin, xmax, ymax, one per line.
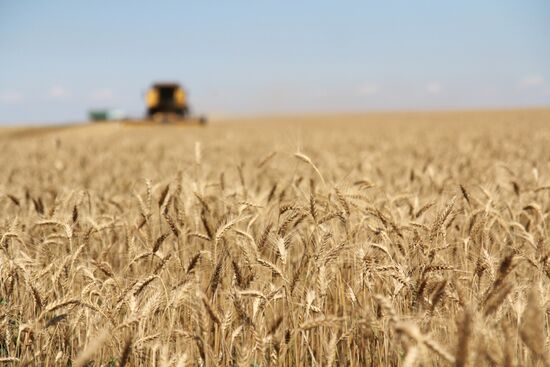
<box><xmin>0</xmin><ymin>109</ymin><xmax>549</xmax><ymax>366</ymax></box>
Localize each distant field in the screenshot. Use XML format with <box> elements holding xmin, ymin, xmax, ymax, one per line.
<box><xmin>1</xmin><ymin>109</ymin><xmax>549</xmax><ymax>366</ymax></box>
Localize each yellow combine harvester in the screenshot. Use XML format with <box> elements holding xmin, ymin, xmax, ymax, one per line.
<box><xmin>143</xmin><ymin>82</ymin><xmax>206</xmax><ymax>125</ymax></box>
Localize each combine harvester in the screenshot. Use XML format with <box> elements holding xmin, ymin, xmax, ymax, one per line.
<box><xmin>124</xmin><ymin>82</ymin><xmax>207</xmax><ymax>126</ymax></box>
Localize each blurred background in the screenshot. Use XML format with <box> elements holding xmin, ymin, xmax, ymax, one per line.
<box><xmin>0</xmin><ymin>0</ymin><xmax>549</xmax><ymax>124</ymax></box>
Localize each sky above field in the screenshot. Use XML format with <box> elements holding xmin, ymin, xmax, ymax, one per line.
<box><xmin>1</xmin><ymin>1</ymin><xmax>549</xmax><ymax>124</ymax></box>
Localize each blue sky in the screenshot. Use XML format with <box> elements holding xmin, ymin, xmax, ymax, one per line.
<box><xmin>1</xmin><ymin>1</ymin><xmax>549</xmax><ymax>123</ymax></box>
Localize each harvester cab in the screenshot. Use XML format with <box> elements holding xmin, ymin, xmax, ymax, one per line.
<box><xmin>145</xmin><ymin>82</ymin><xmax>206</xmax><ymax>124</ymax></box>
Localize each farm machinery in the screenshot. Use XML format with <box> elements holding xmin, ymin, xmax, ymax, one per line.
<box><xmin>143</xmin><ymin>82</ymin><xmax>207</xmax><ymax>125</ymax></box>
<box><xmin>91</xmin><ymin>82</ymin><xmax>207</xmax><ymax>126</ymax></box>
